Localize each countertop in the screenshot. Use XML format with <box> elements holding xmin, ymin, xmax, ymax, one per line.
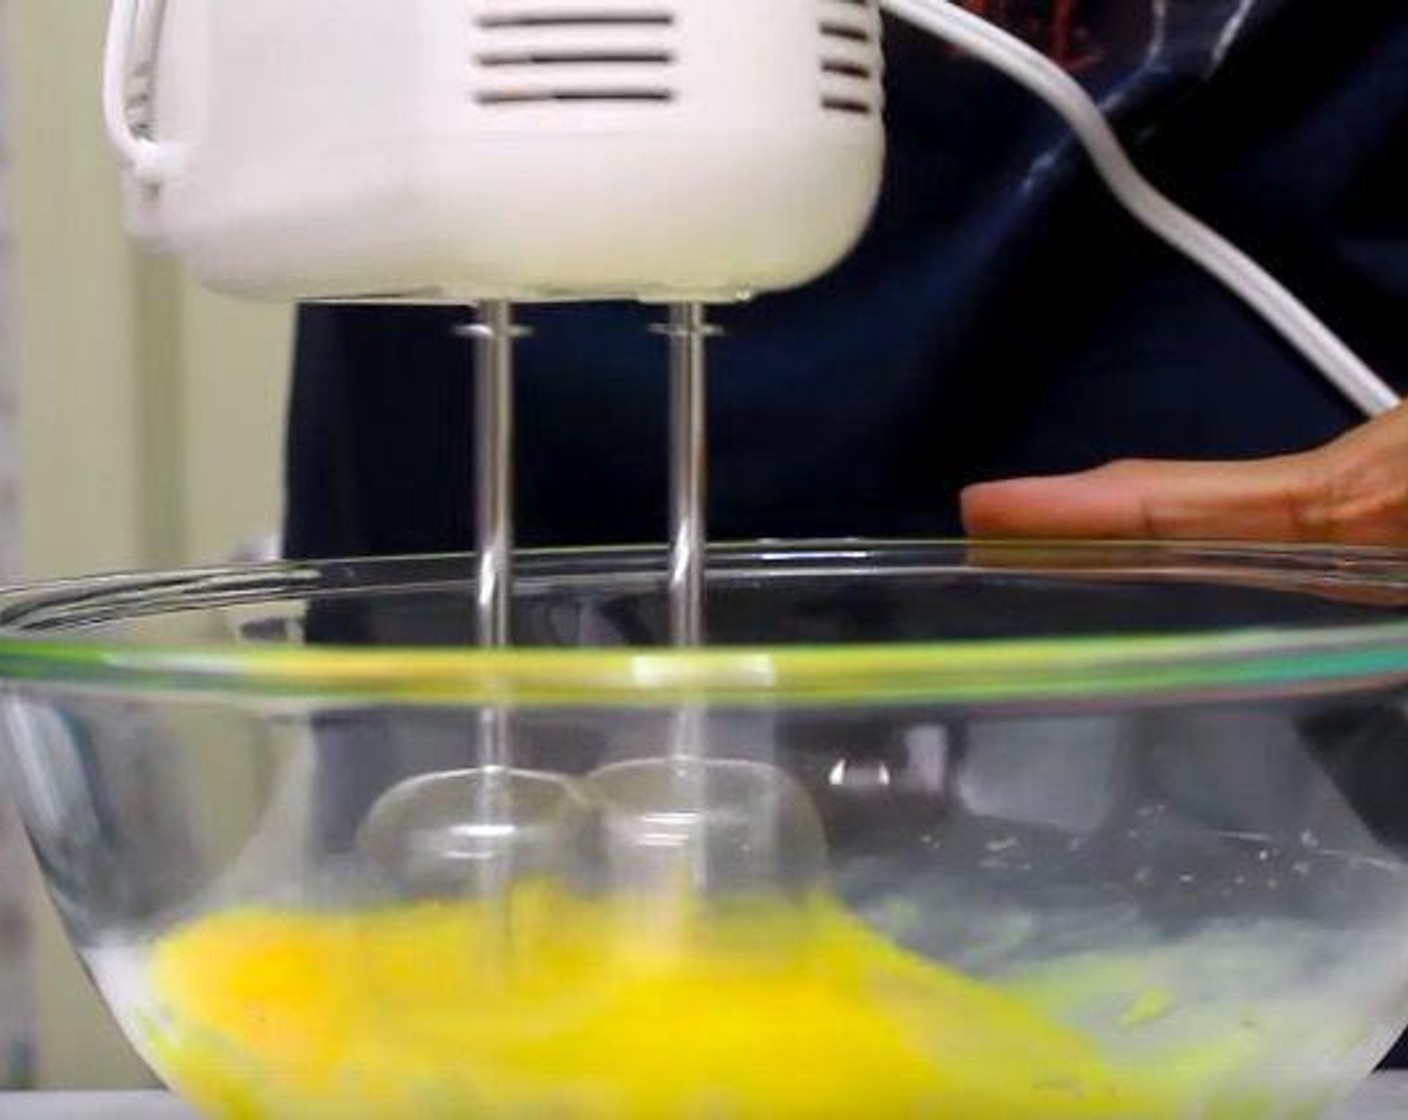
<box><xmin>3</xmin><ymin>1077</ymin><xmax>1408</xmax><ymax>1118</ymax></box>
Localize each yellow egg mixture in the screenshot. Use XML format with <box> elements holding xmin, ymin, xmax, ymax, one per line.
<box><xmin>137</xmin><ymin>885</ymin><xmax>1254</xmax><ymax>1118</ymax></box>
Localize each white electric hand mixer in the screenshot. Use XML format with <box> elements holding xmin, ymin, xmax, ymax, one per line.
<box><xmin>105</xmin><ymin>0</ymin><xmax>885</xmax><ymax>913</ymax></box>
<box><xmin>106</xmin><ymin>0</ymin><xmax>1395</xmax><ymax>920</ymax></box>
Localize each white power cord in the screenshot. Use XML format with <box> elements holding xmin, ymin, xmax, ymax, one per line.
<box><xmin>880</xmin><ymin>0</ymin><xmax>1400</xmax><ymax>418</ymax></box>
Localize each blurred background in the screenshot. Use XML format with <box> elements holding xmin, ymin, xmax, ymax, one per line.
<box><xmin>0</xmin><ymin>1</ymin><xmax>293</xmax><ymax>1088</ymax></box>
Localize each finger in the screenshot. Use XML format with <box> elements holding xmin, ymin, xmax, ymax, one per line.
<box><xmin>958</xmin><ymin>538</ymin><xmax>1408</xmax><ymax>608</ymax></box>
<box><xmin>961</xmin><ymin>455</ymin><xmax>1319</xmax><ymax>542</ymax></box>
<box><xmin>1296</xmin><ymin>405</ymin><xmax>1408</xmax><ymax>546</ymax></box>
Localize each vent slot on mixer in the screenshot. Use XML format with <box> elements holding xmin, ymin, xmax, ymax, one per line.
<box><xmin>470</xmin><ymin>5</ymin><xmax>678</xmax><ymax>107</ymax></box>
<box><xmin>819</xmin><ymin>0</ymin><xmax>880</xmax><ymax>117</ymax></box>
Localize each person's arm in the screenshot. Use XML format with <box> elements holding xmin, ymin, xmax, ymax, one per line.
<box><xmin>963</xmin><ymin>401</ymin><xmax>1408</xmax><ymax>546</ymax></box>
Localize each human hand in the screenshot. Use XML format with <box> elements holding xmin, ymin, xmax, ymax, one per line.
<box><xmin>962</xmin><ymin>401</ymin><xmax>1408</xmax><ymax>547</ymax></box>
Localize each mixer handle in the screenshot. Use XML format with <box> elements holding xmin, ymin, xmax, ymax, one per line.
<box><xmin>103</xmin><ymin>0</ymin><xmax>181</xmax><ymax>185</ymax></box>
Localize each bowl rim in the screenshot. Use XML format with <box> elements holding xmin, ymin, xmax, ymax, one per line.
<box><xmin>2</xmin><ymin>540</ymin><xmax>1408</xmax><ymax>707</ymax></box>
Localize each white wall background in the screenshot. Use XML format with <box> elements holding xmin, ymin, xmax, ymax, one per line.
<box><xmin>0</xmin><ymin>0</ymin><xmax>36</xmax><ymax>1092</ymax></box>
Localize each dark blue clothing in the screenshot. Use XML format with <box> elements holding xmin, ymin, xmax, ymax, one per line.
<box><xmin>286</xmin><ymin>0</ymin><xmax>1407</xmax><ymax>560</ymax></box>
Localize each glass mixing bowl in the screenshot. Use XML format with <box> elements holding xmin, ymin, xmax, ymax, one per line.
<box><xmin>5</xmin><ymin>542</ymin><xmax>1408</xmax><ymax>1118</ymax></box>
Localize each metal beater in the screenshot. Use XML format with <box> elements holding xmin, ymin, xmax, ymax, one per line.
<box><xmin>361</xmin><ymin>300</ymin><xmax>826</xmax><ymax>910</ymax></box>
<box><xmin>357</xmin><ymin>300</ymin><xmax>730</xmax><ymax>900</ymax></box>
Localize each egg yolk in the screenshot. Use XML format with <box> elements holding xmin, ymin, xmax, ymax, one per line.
<box><xmin>141</xmin><ymin>885</ymin><xmax>1198</xmax><ymax>1118</ymax></box>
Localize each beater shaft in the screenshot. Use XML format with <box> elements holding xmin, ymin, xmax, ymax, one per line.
<box><xmin>472</xmin><ymin>301</ymin><xmax>519</xmax><ymax>658</ymax></box>
<box><xmin>666</xmin><ymin>303</ymin><xmax>715</xmax><ymax>649</ymax></box>
<box><xmin>662</xmin><ymin>304</ymin><xmax>714</xmax><ymax>875</ymax></box>
<box><xmin>469</xmin><ymin>302</ymin><xmax>522</xmax><ymax>924</ymax></box>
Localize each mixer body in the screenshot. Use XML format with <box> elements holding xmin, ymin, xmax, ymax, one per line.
<box><xmin>109</xmin><ymin>0</ymin><xmax>887</xmax><ymax>302</ymax></box>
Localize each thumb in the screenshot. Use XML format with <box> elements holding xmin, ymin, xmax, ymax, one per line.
<box><xmin>961</xmin><ymin>454</ymin><xmax>1322</xmax><ymax>542</ymax></box>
